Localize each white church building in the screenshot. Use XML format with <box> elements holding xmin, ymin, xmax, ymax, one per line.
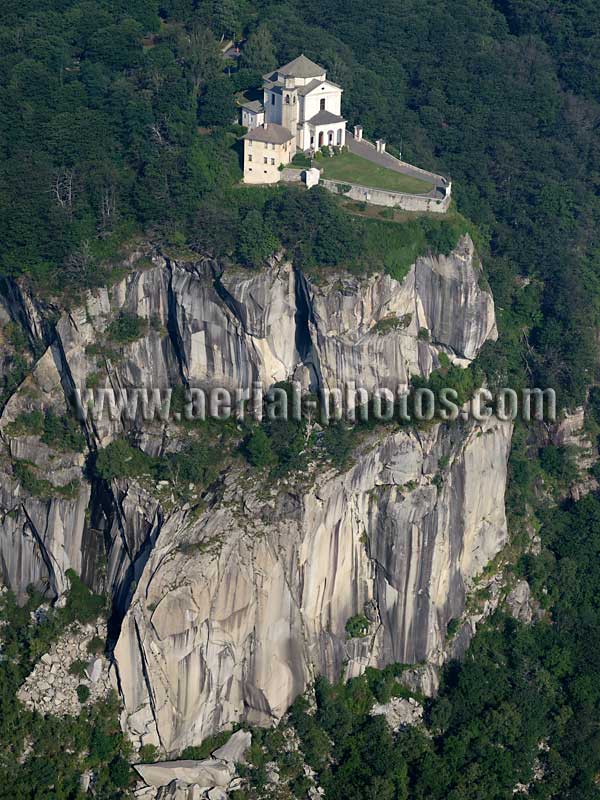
<box><xmin>242</xmin><ymin>54</ymin><xmax>346</xmax><ymax>183</ymax></box>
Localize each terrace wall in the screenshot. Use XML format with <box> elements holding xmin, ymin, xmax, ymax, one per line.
<box><xmin>320</xmin><ymin>178</ymin><xmax>452</xmax><ymax>213</ymax></box>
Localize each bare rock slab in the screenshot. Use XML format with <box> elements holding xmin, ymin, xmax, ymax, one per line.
<box><xmin>134</xmin><ymin>760</ymin><xmax>233</xmax><ymax>789</ymax></box>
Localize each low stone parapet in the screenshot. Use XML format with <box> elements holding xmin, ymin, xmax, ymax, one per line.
<box><xmin>320</xmin><ymin>178</ymin><xmax>451</xmax><ymax>213</ymax></box>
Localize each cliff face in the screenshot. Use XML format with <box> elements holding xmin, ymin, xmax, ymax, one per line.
<box><xmin>114</xmin><ymin>417</ymin><xmax>511</xmax><ymax>754</ymax></box>
<box><xmin>306</xmin><ymin>235</ymin><xmax>496</xmax><ymax>391</ymax></box>
<box><xmin>0</xmin><ymin>235</ymin><xmax>510</xmax><ymax>754</ymax></box>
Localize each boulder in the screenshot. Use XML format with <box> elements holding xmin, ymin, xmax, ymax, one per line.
<box><xmin>135</xmin><ymin>760</ymin><xmax>233</xmax><ymax>789</ymax></box>
<box><xmin>211</xmin><ymin>730</ymin><xmax>251</xmax><ymax>764</ymax></box>
<box><xmin>371</xmin><ymin>696</ymin><xmax>423</xmax><ymax>731</ymax></box>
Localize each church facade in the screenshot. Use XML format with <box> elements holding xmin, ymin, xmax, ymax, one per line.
<box><xmin>242</xmin><ymin>54</ymin><xmax>346</xmax><ymax>183</ymax></box>
<box><xmin>262</xmin><ymin>54</ymin><xmax>346</xmax><ymax>151</ymax></box>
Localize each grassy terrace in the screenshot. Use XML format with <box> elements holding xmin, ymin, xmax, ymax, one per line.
<box><xmin>319</xmin><ymin>151</ymin><xmax>434</xmax><ymax>194</ymax></box>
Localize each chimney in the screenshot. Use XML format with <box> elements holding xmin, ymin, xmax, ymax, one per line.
<box><xmin>375</xmin><ymin>139</ymin><xmax>386</xmax><ymax>153</ymax></box>
<box><xmin>354</xmin><ymin>125</ymin><xmax>363</xmax><ymax>142</ymax></box>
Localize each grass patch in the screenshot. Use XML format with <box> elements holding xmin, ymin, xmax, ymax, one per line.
<box><xmin>320</xmin><ymin>151</ymin><xmax>433</xmax><ymax>194</ymax></box>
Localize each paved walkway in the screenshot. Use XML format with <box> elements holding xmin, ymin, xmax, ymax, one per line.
<box><xmin>345</xmin><ymin>131</ymin><xmax>448</xmax><ymax>199</ymax></box>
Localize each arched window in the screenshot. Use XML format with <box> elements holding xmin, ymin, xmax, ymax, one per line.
<box><xmin>285</xmin><ymin>95</ymin><xmax>290</xmax><ymax>104</ymax></box>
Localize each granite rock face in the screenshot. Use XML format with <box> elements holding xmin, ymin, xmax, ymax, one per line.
<box><xmin>0</xmin><ymin>237</ymin><xmax>510</xmax><ymax>758</ymax></box>
<box><xmin>306</xmin><ymin>235</ymin><xmax>496</xmax><ymax>391</ymax></box>
<box><xmin>0</xmin><ymin>235</ymin><xmax>494</xmax><ymax>603</ymax></box>
<box><xmin>114</xmin><ymin>416</ymin><xmax>511</xmax><ymax>753</ymax></box>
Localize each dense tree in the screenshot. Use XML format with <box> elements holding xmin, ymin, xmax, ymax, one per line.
<box><xmin>240</xmin><ymin>25</ymin><xmax>277</xmax><ymax>72</ymax></box>
<box><xmin>198</xmin><ymin>78</ymin><xmax>237</xmax><ymax>127</ymax></box>
<box><xmin>236</xmin><ymin>208</ymin><xmax>280</xmax><ymax>267</ymax></box>
<box><xmin>244</xmin><ymin>426</ymin><xmax>276</xmax><ymax>468</ymax></box>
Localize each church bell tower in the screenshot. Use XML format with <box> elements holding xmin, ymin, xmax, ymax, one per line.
<box><xmin>281</xmin><ymin>74</ymin><xmax>299</xmax><ymax>136</ymax></box>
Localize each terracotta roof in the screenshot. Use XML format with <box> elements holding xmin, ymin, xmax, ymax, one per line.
<box><xmin>242</xmin><ymin>123</ymin><xmax>295</xmax><ymax>144</ymax></box>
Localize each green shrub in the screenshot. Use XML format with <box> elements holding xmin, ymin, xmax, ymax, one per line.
<box><xmin>109</xmin><ymin>755</ymin><xmax>131</xmax><ymax>788</ymax></box>
<box><xmin>86</xmin><ymin>635</ymin><xmax>105</xmax><ymax>655</ymax></box>
<box><xmin>69</xmin><ymin>659</ymin><xmax>88</xmax><ymax>679</ymax></box>
<box><xmin>244</xmin><ymin>427</ymin><xmax>276</xmax><ymax>468</ymax></box>
<box><xmin>95</xmin><ymin>437</ymin><xmax>225</xmax><ymax>492</ymax></box>
<box><xmin>40</xmin><ymin>410</ymin><xmax>86</xmax><ymax>452</ymax></box>
<box><xmin>7</xmin><ymin>410</ymin><xmax>85</xmax><ymax>452</ymax></box>
<box><xmin>345</xmin><ymin>614</ymin><xmax>370</xmax><ymax>639</ymax></box>
<box><xmin>160</xmin><ymin>441</ymin><xmax>222</xmax><ymax>486</ymax></box>
<box><xmin>373</xmin><ymin>314</ymin><xmax>411</xmax><ymax>334</ymax></box>
<box><xmin>12</xmin><ymin>460</ymin><xmax>80</xmax><ymax>500</ymax></box>
<box><xmin>180</xmin><ymin>730</ymin><xmax>232</xmax><ymax>760</ymax></box>
<box><xmin>321</xmin><ymin>422</ymin><xmax>356</xmax><ymax>468</ymax></box>
<box><xmin>138</xmin><ymin>743</ymin><xmax>159</xmax><ymax>763</ymax></box>
<box><xmin>76</xmin><ymin>684</ymin><xmax>91</xmax><ymax>703</ymax></box>
<box><xmin>106</xmin><ymin>312</ymin><xmax>148</xmax><ymax>344</ymax></box>
<box><xmin>6</xmin><ymin>411</ymin><xmax>44</xmax><ymax>437</ymax></box>
<box><xmin>86</xmin><ymin>371</ymin><xmax>102</xmax><ymax>388</ymax></box>
<box><xmin>94</xmin><ymin>439</ymin><xmax>157</xmax><ymax>481</ymax></box>
<box><xmin>539</xmin><ymin>444</ymin><xmax>578</xmax><ymax>483</ymax></box>
<box><xmin>64</xmin><ymin>570</ymin><xmax>105</xmax><ymax>624</ymax></box>
<box><xmin>446</xmin><ymin>618</ymin><xmax>460</xmax><ymax>640</ymax></box>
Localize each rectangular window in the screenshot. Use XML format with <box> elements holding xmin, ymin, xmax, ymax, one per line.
<box><xmin>248</xmin><ymin>155</ymin><xmax>253</xmax><ymax>162</ymax></box>
<box><xmin>271</xmin><ymin>158</ymin><xmax>275</xmax><ymax>165</ymax></box>
<box><xmin>271</xmin><ymin>93</ymin><xmax>275</xmax><ymax>105</ymax></box>
<box><xmin>320</xmin><ymin>98</ymin><xmax>325</xmax><ymax>110</ymax></box>
<box><xmin>264</xmin><ymin>157</ymin><xmax>268</xmax><ymax>164</ymax></box>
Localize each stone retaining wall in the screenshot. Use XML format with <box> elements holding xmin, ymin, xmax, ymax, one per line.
<box><xmin>280</xmin><ymin>167</ymin><xmax>303</xmax><ymax>183</ymax></box>
<box><xmin>320</xmin><ymin>178</ymin><xmax>451</xmax><ymax>213</ymax></box>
